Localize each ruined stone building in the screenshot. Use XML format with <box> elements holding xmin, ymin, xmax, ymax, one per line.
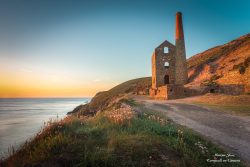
<box><xmin>150</xmin><ymin>12</ymin><xmax>188</xmax><ymax>99</ymax></box>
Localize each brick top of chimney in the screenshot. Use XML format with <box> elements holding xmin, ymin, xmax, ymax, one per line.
<box><xmin>175</xmin><ymin>12</ymin><xmax>184</xmax><ymax>40</ymax></box>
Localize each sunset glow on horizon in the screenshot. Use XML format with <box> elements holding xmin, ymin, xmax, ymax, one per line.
<box><xmin>0</xmin><ymin>64</ymin><xmax>119</xmax><ymax>97</ymax></box>
<box><xmin>0</xmin><ymin>76</ymin><xmax>117</xmax><ymax>98</ymax></box>
<box><xmin>0</xmin><ymin>54</ymin><xmax>119</xmax><ymax>97</ymax></box>
<box><xmin>0</xmin><ymin>0</ymin><xmax>249</xmax><ymax>98</ymax></box>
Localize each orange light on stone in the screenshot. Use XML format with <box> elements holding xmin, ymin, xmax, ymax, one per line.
<box><xmin>175</xmin><ymin>12</ymin><xmax>184</xmax><ymax>40</ymax></box>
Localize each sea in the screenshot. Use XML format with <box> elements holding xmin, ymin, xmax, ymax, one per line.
<box><xmin>0</xmin><ymin>98</ymin><xmax>91</xmax><ymax>159</ymax></box>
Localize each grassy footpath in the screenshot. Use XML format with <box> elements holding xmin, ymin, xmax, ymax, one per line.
<box><xmin>187</xmin><ymin>94</ymin><xmax>250</xmax><ymax>116</ymax></box>
<box><xmin>1</xmin><ymin>99</ymin><xmax>244</xmax><ymax>167</ymax></box>
<box><xmin>192</xmin><ymin>102</ymin><xmax>250</xmax><ymax>116</ymax></box>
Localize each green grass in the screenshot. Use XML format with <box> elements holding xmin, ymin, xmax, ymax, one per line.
<box><xmin>1</xmin><ymin>100</ymin><xmax>244</xmax><ymax>167</ymax></box>
<box><xmin>192</xmin><ymin>102</ymin><xmax>250</xmax><ymax>116</ymax></box>
<box><xmin>88</xmin><ymin>77</ymin><xmax>151</xmax><ymax>111</ymax></box>
<box><xmin>69</xmin><ymin>77</ymin><xmax>151</xmax><ymax>116</ymax></box>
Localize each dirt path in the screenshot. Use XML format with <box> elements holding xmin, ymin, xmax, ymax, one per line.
<box><xmin>134</xmin><ymin>96</ymin><xmax>250</xmax><ymax>166</ymax></box>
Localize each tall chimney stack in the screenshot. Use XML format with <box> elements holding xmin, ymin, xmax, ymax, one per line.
<box><xmin>175</xmin><ymin>12</ymin><xmax>184</xmax><ymax>40</ymax></box>
<box><xmin>174</xmin><ymin>12</ymin><xmax>188</xmax><ymax>85</ymax></box>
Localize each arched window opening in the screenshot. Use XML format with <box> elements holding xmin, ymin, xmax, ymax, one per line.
<box><xmin>164</xmin><ymin>75</ymin><xmax>170</xmax><ymax>85</ymax></box>
<box><xmin>164</xmin><ymin>47</ymin><xmax>169</xmax><ymax>53</ymax></box>
<box><xmin>164</xmin><ymin>62</ymin><xmax>170</xmax><ymax>69</ymax></box>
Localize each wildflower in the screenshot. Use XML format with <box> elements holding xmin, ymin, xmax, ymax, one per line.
<box><xmin>195</xmin><ymin>141</ymin><xmax>209</xmax><ymax>154</ymax></box>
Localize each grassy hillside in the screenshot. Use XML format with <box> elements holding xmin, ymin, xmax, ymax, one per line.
<box><xmin>68</xmin><ymin>77</ymin><xmax>151</xmax><ymax>116</ymax></box>
<box><xmin>187</xmin><ymin>34</ymin><xmax>250</xmax><ymax>70</ymax></box>
<box><xmin>187</xmin><ymin>34</ymin><xmax>250</xmax><ymax>93</ymax></box>
<box><xmin>89</xmin><ymin>77</ymin><xmax>151</xmax><ymax>111</ymax></box>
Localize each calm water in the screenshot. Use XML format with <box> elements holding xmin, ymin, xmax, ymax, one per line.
<box><xmin>0</xmin><ymin>98</ymin><xmax>90</xmax><ymax>158</ymax></box>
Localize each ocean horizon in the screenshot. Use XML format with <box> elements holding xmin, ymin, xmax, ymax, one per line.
<box><xmin>0</xmin><ymin>97</ymin><xmax>91</xmax><ymax>159</ymax></box>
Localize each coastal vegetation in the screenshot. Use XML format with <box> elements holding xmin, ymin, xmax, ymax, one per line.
<box><xmin>1</xmin><ymin>96</ymin><xmax>244</xmax><ymax>166</ymax></box>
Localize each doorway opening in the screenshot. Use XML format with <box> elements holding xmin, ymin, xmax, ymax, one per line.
<box><xmin>164</xmin><ymin>75</ymin><xmax>170</xmax><ymax>85</ymax></box>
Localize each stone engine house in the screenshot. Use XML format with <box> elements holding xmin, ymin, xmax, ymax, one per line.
<box><xmin>150</xmin><ymin>12</ymin><xmax>188</xmax><ymax>99</ymax></box>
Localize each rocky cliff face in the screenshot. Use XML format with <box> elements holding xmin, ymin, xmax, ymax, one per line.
<box><xmin>187</xmin><ymin>34</ymin><xmax>250</xmax><ymax>93</ymax></box>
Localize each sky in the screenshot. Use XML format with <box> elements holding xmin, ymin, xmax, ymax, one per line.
<box><xmin>0</xmin><ymin>0</ymin><xmax>249</xmax><ymax>97</ymax></box>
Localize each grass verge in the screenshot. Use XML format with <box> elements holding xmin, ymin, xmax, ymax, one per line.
<box><xmin>192</xmin><ymin>102</ymin><xmax>250</xmax><ymax>116</ymax></box>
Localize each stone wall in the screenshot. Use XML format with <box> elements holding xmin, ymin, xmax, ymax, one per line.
<box><xmin>188</xmin><ymin>84</ymin><xmax>246</xmax><ymax>96</ymax></box>
<box><xmin>200</xmin><ymin>84</ymin><xmax>245</xmax><ymax>95</ymax></box>
<box><xmin>219</xmin><ymin>84</ymin><xmax>245</xmax><ymax>95</ymax></box>
<box><xmin>150</xmin><ymin>84</ymin><xmax>187</xmax><ymax>100</ymax></box>
<box><xmin>217</xmin><ymin>68</ymin><xmax>250</xmax><ymax>94</ymax></box>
